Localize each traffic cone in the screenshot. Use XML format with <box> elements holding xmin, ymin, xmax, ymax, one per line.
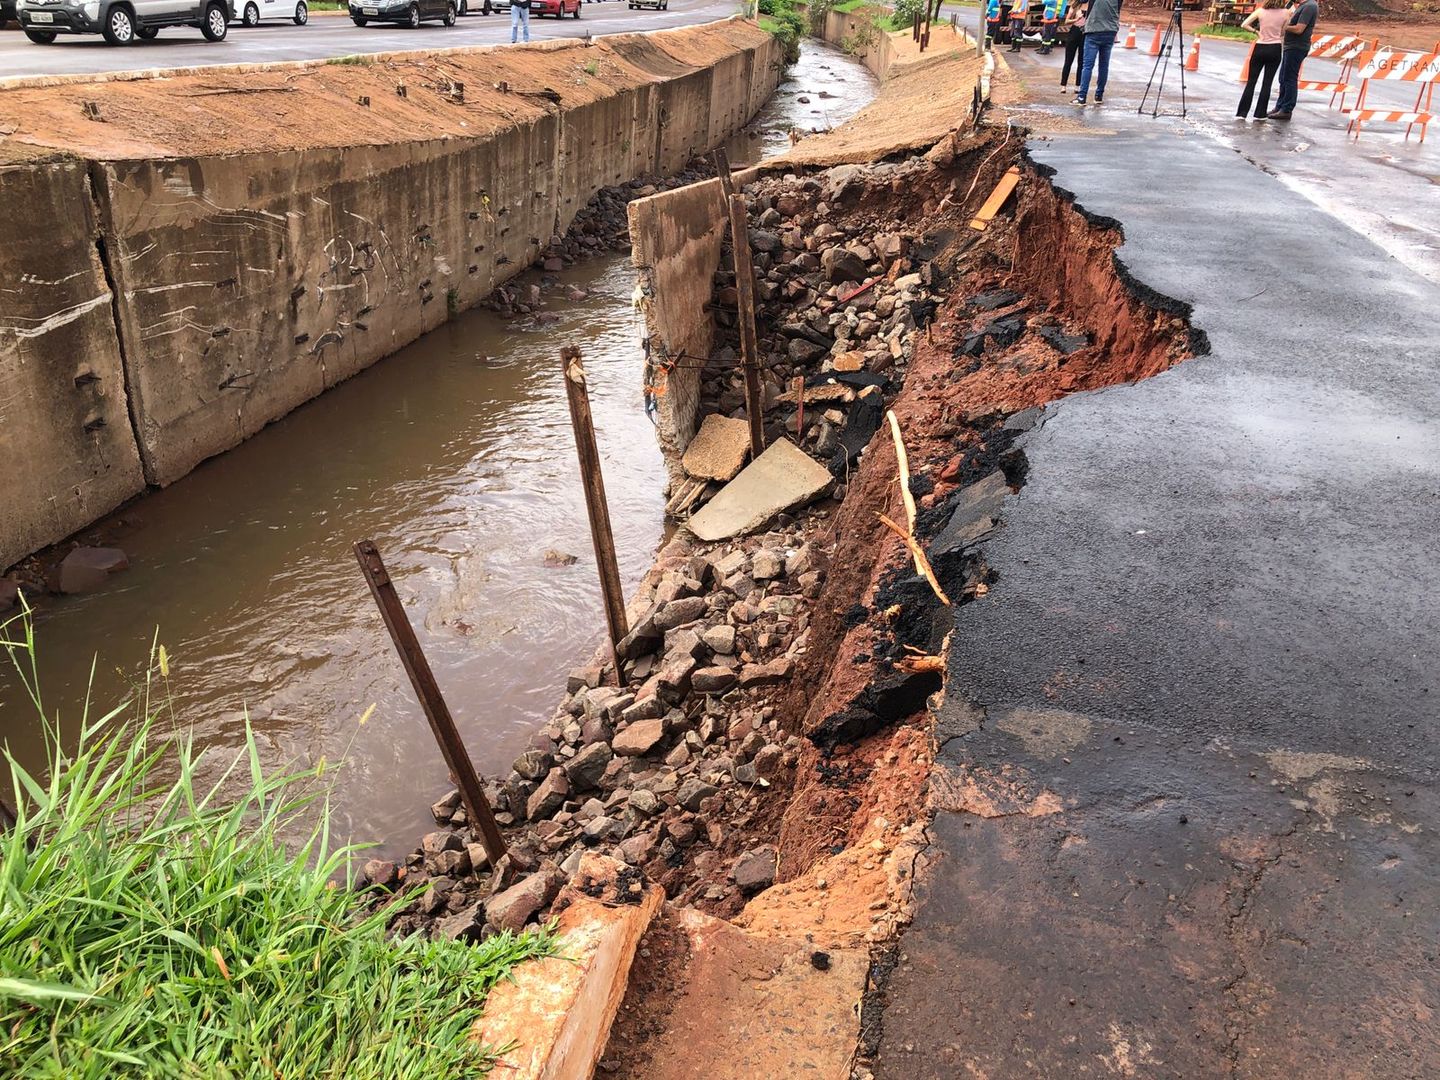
<box><xmin>1239</xmin><ymin>42</ymin><xmax>1254</xmax><ymax>82</ymax></box>
<box><xmin>1184</xmin><ymin>39</ymin><xmax>1200</xmax><ymax>71</ymax></box>
<box><xmin>1147</xmin><ymin>24</ymin><xmax>1163</xmax><ymax>56</ymax></box>
<box><xmin>1124</xmin><ymin>24</ymin><xmax>1136</xmax><ymax>48</ymax></box>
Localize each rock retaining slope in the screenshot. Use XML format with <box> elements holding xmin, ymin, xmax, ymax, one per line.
<box><xmin>0</xmin><ymin>21</ymin><xmax>782</xmax><ymax>571</ymax></box>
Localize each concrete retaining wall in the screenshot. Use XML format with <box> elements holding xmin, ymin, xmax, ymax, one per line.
<box><xmin>0</xmin><ymin>160</ymin><xmax>146</xmax><ymax>568</ymax></box>
<box><xmin>0</xmin><ymin>21</ymin><xmax>783</xmax><ymax>570</ymax></box>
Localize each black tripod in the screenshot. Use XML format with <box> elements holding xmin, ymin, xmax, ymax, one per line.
<box><xmin>1138</xmin><ymin>0</ymin><xmax>1188</xmax><ymax>117</ymax></box>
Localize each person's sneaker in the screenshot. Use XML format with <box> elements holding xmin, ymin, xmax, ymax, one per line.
<box><xmin>1268</xmin><ymin>110</ymin><xmax>1292</xmax><ymax>120</ymax></box>
<box><xmin>1094</xmin><ymin>94</ymin><xmax>1104</xmax><ymax>104</ymax></box>
<box><xmin>1254</xmin><ymin>112</ymin><xmax>1269</xmax><ymax>119</ymax></box>
<box><xmin>1072</xmin><ymin>95</ymin><xmax>1086</xmax><ymax>105</ymax></box>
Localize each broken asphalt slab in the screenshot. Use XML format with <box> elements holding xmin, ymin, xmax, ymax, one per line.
<box><xmin>687</xmin><ymin>438</ymin><xmax>833</xmax><ymax>542</ymax></box>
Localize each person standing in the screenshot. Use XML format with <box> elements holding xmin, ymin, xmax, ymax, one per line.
<box><xmin>1236</xmin><ymin>0</ymin><xmax>1288</xmax><ymax>118</ymax></box>
<box><xmin>1073</xmin><ymin>0</ymin><xmax>1121</xmax><ymax>104</ymax></box>
<box><xmin>1039</xmin><ymin>0</ymin><xmax>1059</xmax><ymax>54</ymax></box>
<box><xmin>511</xmin><ymin>0</ymin><xmax>530</xmax><ymax>43</ymax></box>
<box><xmin>1008</xmin><ymin>0</ymin><xmax>1030</xmax><ymax>52</ymax></box>
<box><xmin>1269</xmin><ymin>0</ymin><xmax>1318</xmax><ymax>119</ymax></box>
<box><xmin>986</xmin><ymin>0</ymin><xmax>1004</xmax><ymax>46</ymax></box>
<box><xmin>1060</xmin><ymin>0</ymin><xmax>1087</xmax><ymax>92</ymax></box>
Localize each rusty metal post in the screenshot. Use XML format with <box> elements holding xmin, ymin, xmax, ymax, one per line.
<box><xmin>793</xmin><ymin>375</ymin><xmax>806</xmax><ymax>436</ymax></box>
<box><xmin>353</xmin><ymin>539</ymin><xmax>507</xmax><ymax>864</ymax></box>
<box><xmin>726</xmin><ymin>193</ymin><xmax>766</xmax><ymax>460</ymax></box>
<box><xmin>560</xmin><ymin>347</ymin><xmax>630</xmax><ymax>677</ymax></box>
<box><xmin>711</xmin><ymin>146</ymin><xmax>735</xmax><ymax>206</ymax></box>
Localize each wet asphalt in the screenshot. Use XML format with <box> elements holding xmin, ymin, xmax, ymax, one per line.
<box><xmin>876</xmin><ymin>41</ymin><xmax>1440</xmax><ymax>1079</ymax></box>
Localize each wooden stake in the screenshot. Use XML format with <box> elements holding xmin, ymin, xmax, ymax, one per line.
<box><xmin>560</xmin><ymin>346</ymin><xmax>630</xmax><ymax>677</ymax></box>
<box><xmin>886</xmin><ymin>409</ymin><xmax>923</xmax><ymax>576</ymax></box>
<box><xmin>877</xmin><ymin>513</ymin><xmax>952</xmax><ymax>607</ymax></box>
<box><xmin>727</xmin><ymin>193</ymin><xmax>766</xmax><ymax>460</ymax></box>
<box><xmin>794</xmin><ymin>376</ymin><xmax>806</xmax><ymax>435</ymax></box>
<box><xmin>353</xmin><ymin>540</ymin><xmax>508</xmax><ymax>864</ymax></box>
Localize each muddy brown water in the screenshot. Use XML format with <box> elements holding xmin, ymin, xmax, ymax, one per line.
<box><xmin>0</xmin><ymin>42</ymin><xmax>875</xmax><ymax>856</ymax></box>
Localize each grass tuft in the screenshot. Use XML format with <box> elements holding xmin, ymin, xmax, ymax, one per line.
<box><xmin>0</xmin><ymin>606</ymin><xmax>555</xmax><ymax>1079</ymax></box>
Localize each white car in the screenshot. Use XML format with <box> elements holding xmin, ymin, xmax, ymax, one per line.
<box><xmin>17</xmin><ymin>0</ymin><xmax>233</xmax><ymax>43</ymax></box>
<box><xmin>235</xmin><ymin>0</ymin><xmax>306</xmax><ymax>23</ymax></box>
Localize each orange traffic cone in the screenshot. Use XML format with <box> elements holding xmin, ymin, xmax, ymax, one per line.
<box><xmin>1239</xmin><ymin>42</ymin><xmax>1254</xmax><ymax>82</ymax></box>
<box><xmin>1184</xmin><ymin>39</ymin><xmax>1200</xmax><ymax>71</ymax></box>
<box><xmin>1124</xmin><ymin>24</ymin><xmax>1137</xmax><ymax>48</ymax></box>
<box><xmin>1147</xmin><ymin>24</ymin><xmax>1163</xmax><ymax>56</ymax></box>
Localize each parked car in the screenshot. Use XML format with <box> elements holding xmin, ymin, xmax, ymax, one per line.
<box><xmin>349</xmin><ymin>0</ymin><xmax>454</xmax><ymax>24</ymax></box>
<box><xmin>235</xmin><ymin>0</ymin><xmax>307</xmax><ymax>23</ymax></box>
<box><xmin>530</xmin><ymin>0</ymin><xmax>577</xmax><ymax>16</ymax></box>
<box><xmin>16</xmin><ymin>0</ymin><xmax>232</xmax><ymax>44</ymax></box>
<box><xmin>1</xmin><ymin>0</ymin><xmax>17</xmax><ymax>27</ymax></box>
<box><xmin>627</xmin><ymin>0</ymin><xmax>666</xmax><ymax>8</ymax></box>
<box><xmin>458</xmin><ymin>0</ymin><xmax>498</xmax><ymax>13</ymax></box>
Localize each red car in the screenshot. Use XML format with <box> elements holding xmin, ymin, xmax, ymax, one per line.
<box><xmin>529</xmin><ymin>0</ymin><xmax>578</xmax><ymax>15</ymax></box>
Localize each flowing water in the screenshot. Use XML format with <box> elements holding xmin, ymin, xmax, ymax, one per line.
<box><xmin>0</xmin><ymin>41</ymin><xmax>876</xmax><ymax>855</ymax></box>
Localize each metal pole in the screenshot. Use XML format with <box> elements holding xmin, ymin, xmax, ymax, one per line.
<box><xmin>711</xmin><ymin>146</ymin><xmax>735</xmax><ymax>206</ymax></box>
<box><xmin>726</xmin><ymin>193</ymin><xmax>766</xmax><ymax>460</ymax></box>
<box><xmin>353</xmin><ymin>539</ymin><xmax>507</xmax><ymax>864</ymax></box>
<box><xmin>560</xmin><ymin>346</ymin><xmax>630</xmax><ymax>677</ymax></box>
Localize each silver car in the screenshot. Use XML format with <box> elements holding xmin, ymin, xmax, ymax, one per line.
<box><xmin>16</xmin><ymin>0</ymin><xmax>233</xmax><ymax>43</ymax></box>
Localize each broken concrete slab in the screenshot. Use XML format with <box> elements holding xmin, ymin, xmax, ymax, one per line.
<box><xmin>931</xmin><ymin>471</ymin><xmax>1010</xmax><ymax>557</ymax></box>
<box><xmin>687</xmin><ymin>439</ymin><xmax>833</xmax><ymax>543</ymax></box>
<box><xmin>681</xmin><ymin>414</ymin><xmax>752</xmax><ymax>483</ymax></box>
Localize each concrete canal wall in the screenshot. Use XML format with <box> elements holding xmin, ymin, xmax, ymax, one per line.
<box><xmin>0</xmin><ymin>19</ymin><xmax>783</xmax><ymax>571</ymax></box>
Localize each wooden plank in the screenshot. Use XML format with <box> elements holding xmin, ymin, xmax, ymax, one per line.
<box><xmin>969</xmin><ymin>166</ymin><xmax>1022</xmax><ymax>232</ymax></box>
<box><xmin>727</xmin><ymin>193</ymin><xmax>766</xmax><ymax>459</ymax></box>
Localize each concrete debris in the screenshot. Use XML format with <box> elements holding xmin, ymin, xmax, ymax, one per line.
<box><xmin>687</xmin><ymin>439</ymin><xmax>833</xmax><ymax>542</ymax></box>
<box><xmin>682</xmin><ymin>413</ymin><xmax>753</xmax><ymax>482</ymax></box>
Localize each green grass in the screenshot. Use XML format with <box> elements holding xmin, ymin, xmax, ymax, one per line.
<box><xmin>0</xmin><ymin>609</ymin><xmax>556</xmax><ymax>1079</ymax></box>
<box><xmin>1195</xmin><ymin>21</ymin><xmax>1257</xmax><ymax>39</ymax></box>
<box><xmin>325</xmin><ymin>53</ymin><xmax>372</xmax><ymax>65</ymax></box>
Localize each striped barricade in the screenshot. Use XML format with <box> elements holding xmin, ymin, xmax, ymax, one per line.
<box><xmin>1297</xmin><ymin>36</ymin><xmax>1378</xmax><ymax>109</ymax></box>
<box><xmin>1342</xmin><ymin>49</ymin><xmax>1440</xmax><ymax>141</ymax></box>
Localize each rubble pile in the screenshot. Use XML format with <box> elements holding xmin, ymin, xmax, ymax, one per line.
<box><xmin>374</xmin><ymin>137</ymin><xmax>1168</xmax><ymax>946</ymax></box>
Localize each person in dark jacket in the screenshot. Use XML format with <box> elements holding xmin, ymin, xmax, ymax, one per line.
<box><xmin>1269</xmin><ymin>0</ymin><xmax>1319</xmax><ymax>119</ymax></box>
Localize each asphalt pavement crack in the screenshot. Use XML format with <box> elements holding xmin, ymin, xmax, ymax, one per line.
<box><xmin>1219</xmin><ymin>823</ymin><xmax>1299</xmax><ymax>1078</ymax></box>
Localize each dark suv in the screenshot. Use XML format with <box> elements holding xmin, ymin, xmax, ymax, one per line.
<box><xmin>350</xmin><ymin>0</ymin><xmax>455</xmax><ymax>25</ymax></box>
<box><xmin>16</xmin><ymin>0</ymin><xmax>234</xmax><ymax>43</ymax></box>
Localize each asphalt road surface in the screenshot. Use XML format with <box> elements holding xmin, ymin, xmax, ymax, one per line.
<box><xmin>0</xmin><ymin>0</ymin><xmax>738</xmax><ymax>80</ymax></box>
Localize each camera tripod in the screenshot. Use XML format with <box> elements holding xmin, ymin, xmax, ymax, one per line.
<box><xmin>1138</xmin><ymin>0</ymin><xmax>1188</xmax><ymax>117</ymax></box>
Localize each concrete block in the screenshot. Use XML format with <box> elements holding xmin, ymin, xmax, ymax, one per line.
<box><xmin>687</xmin><ymin>439</ymin><xmax>832</xmax><ymax>542</ymax></box>
<box><xmin>472</xmin><ymin>854</ymin><xmax>662</xmax><ymax>1080</ymax></box>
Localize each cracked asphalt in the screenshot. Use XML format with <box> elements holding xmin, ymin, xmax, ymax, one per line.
<box><xmin>874</xmin><ymin>42</ymin><xmax>1440</xmax><ymax>1080</ymax></box>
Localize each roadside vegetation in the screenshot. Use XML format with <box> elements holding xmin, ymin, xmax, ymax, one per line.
<box><xmin>1195</xmin><ymin>21</ymin><xmax>1257</xmax><ymax>38</ymax></box>
<box><xmin>758</xmin><ymin>0</ymin><xmax>807</xmax><ymax>62</ymax></box>
<box><xmin>0</xmin><ymin>611</ymin><xmax>555</xmax><ymax>1079</ymax></box>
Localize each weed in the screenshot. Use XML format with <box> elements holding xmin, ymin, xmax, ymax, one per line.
<box><xmin>326</xmin><ymin>54</ymin><xmax>373</xmax><ymax>66</ymax></box>
<box><xmin>0</xmin><ymin>608</ymin><xmax>556</xmax><ymax>1079</ymax></box>
<box><xmin>447</xmin><ymin>285</ymin><xmax>460</xmax><ymax>317</ymax></box>
<box><xmin>1196</xmin><ymin>21</ymin><xmax>1257</xmax><ymax>39</ymax></box>
<box><xmin>583</xmin><ymin>59</ymin><xmax>600</xmax><ymax>76</ymax></box>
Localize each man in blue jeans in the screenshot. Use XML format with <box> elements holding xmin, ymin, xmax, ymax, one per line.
<box><xmin>511</xmin><ymin>0</ymin><xmax>530</xmax><ymax>42</ymax></box>
<box><xmin>1074</xmin><ymin>0</ymin><xmax>1122</xmax><ymax>104</ymax></box>
<box><xmin>1269</xmin><ymin>0</ymin><xmax>1318</xmax><ymax>119</ymax></box>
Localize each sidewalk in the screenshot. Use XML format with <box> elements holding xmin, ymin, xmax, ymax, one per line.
<box><xmin>873</xmin><ymin>47</ymin><xmax>1440</xmax><ymax>1079</ymax></box>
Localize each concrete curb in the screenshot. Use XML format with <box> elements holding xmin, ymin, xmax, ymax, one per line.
<box><xmin>472</xmin><ymin>855</ymin><xmax>664</xmax><ymax>1080</ymax></box>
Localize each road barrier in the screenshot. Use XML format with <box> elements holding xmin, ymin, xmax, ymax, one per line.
<box><xmin>1296</xmin><ymin>34</ymin><xmax>1379</xmax><ymax>108</ymax></box>
<box><xmin>1342</xmin><ymin>49</ymin><xmax>1440</xmax><ymax>141</ymax></box>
